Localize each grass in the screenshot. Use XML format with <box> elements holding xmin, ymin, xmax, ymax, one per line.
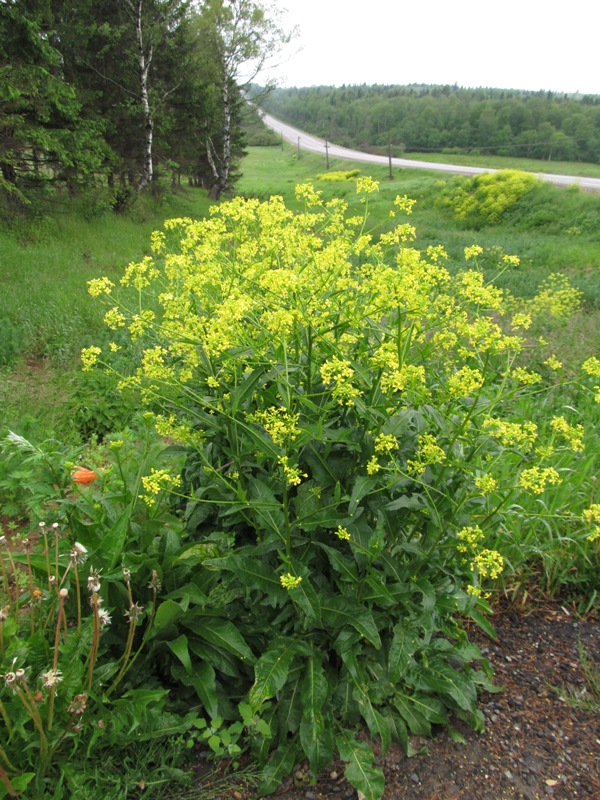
<box><xmin>0</xmin><ymin>187</ymin><xmax>212</xmax><ymax>441</ymax></box>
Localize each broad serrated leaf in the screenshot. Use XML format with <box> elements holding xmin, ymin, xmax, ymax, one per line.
<box><xmin>257</xmin><ymin>741</ymin><xmax>298</xmax><ymax>796</ymax></box>
<box><xmin>392</xmin><ymin>692</ymin><xmax>431</xmax><ymax>736</ymax></box>
<box><xmin>151</xmin><ymin>599</ymin><xmax>184</xmax><ymax>635</ymax></box>
<box><xmin>383</xmin><ymin>494</ymin><xmax>425</xmax><ymax>512</ymax></box>
<box><xmin>290</xmin><ymin>576</ymin><xmax>321</xmax><ymax>623</ymax></box>
<box><xmin>248</xmin><ymin>637</ymin><xmax>300</xmax><ymax>712</ymax></box>
<box><xmin>467</xmin><ymin>606</ymin><xmax>497</xmax><ymax>640</ymax></box>
<box><xmin>301</xmin><ymin>656</ymin><xmax>328</xmax><ymax>717</ymax></box>
<box><xmin>300</xmin><ymin>713</ymin><xmax>334</xmax><ymax>775</ymax></box>
<box><xmin>316</xmin><ymin>543</ymin><xmax>359</xmax><ymax>584</ymax></box>
<box><xmin>247</xmin><ymin>476</ymin><xmax>286</xmax><ymax>537</ymax></box>
<box><xmin>166</xmin><ymin>634</ymin><xmax>192</xmax><ymax>673</ymax></box>
<box><xmin>184</xmin><ymin>617</ymin><xmax>255</xmax><ymax>663</ymax></box>
<box><xmin>348</xmin><ymin>475</ymin><xmax>378</xmax><ymax>514</ymax></box>
<box><xmin>321</xmin><ymin>596</ymin><xmax>381</xmax><ymax>649</ymax></box>
<box><xmin>96</xmin><ymin>511</ymin><xmax>129</xmax><ymax>569</ymax></box>
<box><xmin>277</xmin><ymin>666</ymin><xmax>304</xmax><ymax>735</ymax></box>
<box><xmin>206</xmin><ymin>554</ymin><xmax>283</xmax><ymax>596</ymax></box>
<box><xmin>388</xmin><ymin>622</ymin><xmax>418</xmax><ymax>682</ymax></box>
<box><xmin>336</xmin><ymin>730</ymin><xmax>385</xmax><ymax>800</ymax></box>
<box><xmin>172</xmin><ymin>661</ymin><xmax>218</xmax><ymax>719</ymax></box>
<box><xmin>426</xmin><ymin>662</ymin><xmax>478</xmax><ymax>712</ymax></box>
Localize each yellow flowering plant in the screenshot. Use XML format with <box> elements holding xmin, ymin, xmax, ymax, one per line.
<box><xmin>84</xmin><ymin>183</ymin><xmax>594</xmax><ymax>799</ymax></box>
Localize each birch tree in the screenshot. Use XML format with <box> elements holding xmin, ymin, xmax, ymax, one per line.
<box><xmin>197</xmin><ymin>0</ymin><xmax>291</xmax><ymax>199</ymax></box>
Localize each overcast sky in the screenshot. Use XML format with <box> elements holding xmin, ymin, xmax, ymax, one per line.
<box><xmin>265</xmin><ymin>0</ymin><xmax>599</xmax><ymax>96</ymax></box>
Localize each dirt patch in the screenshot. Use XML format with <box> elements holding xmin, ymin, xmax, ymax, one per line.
<box><xmin>201</xmin><ymin>603</ymin><xmax>599</xmax><ymax>800</ymax></box>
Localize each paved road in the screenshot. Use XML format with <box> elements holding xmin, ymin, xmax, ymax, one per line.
<box><xmin>261</xmin><ymin>112</ymin><xmax>600</xmax><ymax>192</ymax></box>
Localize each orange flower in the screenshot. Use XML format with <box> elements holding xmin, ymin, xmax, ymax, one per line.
<box><xmin>72</xmin><ymin>467</ymin><xmax>99</xmax><ymax>485</ymax></box>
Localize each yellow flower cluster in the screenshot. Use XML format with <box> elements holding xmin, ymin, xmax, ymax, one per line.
<box><xmin>139</xmin><ymin>469</ymin><xmax>181</xmax><ymax>507</ymax></box>
<box><xmin>582</xmin><ymin>356</ymin><xmax>600</xmax><ymax>378</ymax></box>
<box><xmin>446</xmin><ymin>366</ymin><xmax>484</xmax><ymax>399</ymax></box>
<box><xmin>374</xmin><ymin>433</ymin><xmax>398</xmax><ymax>455</ymax></box>
<box><xmin>280</xmin><ymin>573</ymin><xmax>302</xmax><ymax>590</ymax></box>
<box><xmin>277</xmin><ymin>455</ymin><xmax>306</xmax><ymax>487</ymax></box>
<box><xmin>512</xmin><ymin>367</ymin><xmax>542</xmax><ymax>386</ymax></box>
<box><xmin>529</xmin><ymin>273</ymin><xmax>582</xmax><ymax>318</ymax></box>
<box><xmin>250</xmin><ymin>407</ymin><xmax>301</xmax><ymax>447</ymax></box>
<box><xmin>320</xmin><ymin>357</ymin><xmax>361</xmax><ymax>406</ymax></box>
<box><xmin>483</xmin><ymin>418</ymin><xmax>537</xmax><ymax>450</ymax></box>
<box><xmin>550</xmin><ymin>416</ymin><xmax>584</xmax><ymax>452</ymax></box>
<box><xmin>518</xmin><ymin>466</ymin><xmax>561</xmax><ymax>494</ymax></box>
<box><xmin>355</xmin><ymin>176</ymin><xmax>379</xmax><ymax>195</ymax></box>
<box><xmin>406</xmin><ymin>434</ymin><xmax>446</xmax><ymax>476</ymax></box>
<box><xmin>81</xmin><ymin>346</ymin><xmax>102</xmax><ymax>372</ymax></box>
<box><xmin>464</xmin><ymin>245</ymin><xmax>483</xmax><ymax>261</ymax></box>
<box><xmin>87</xmin><ymin>277</ymin><xmax>114</xmax><ymax>297</ymax></box>
<box><xmin>472</xmin><ymin>549</ymin><xmax>504</xmax><ymax>580</ymax></box>
<box><xmin>510</xmin><ymin>313</ymin><xmax>532</xmax><ymax>330</ymax></box>
<box><xmin>474</xmin><ymin>474</ymin><xmax>497</xmax><ymax>495</ymax></box>
<box><xmin>393</xmin><ymin>194</ymin><xmax>416</xmax><ymax>214</ymax></box>
<box><xmin>456</xmin><ymin>525</ymin><xmax>484</xmax><ymax>553</ymax></box>
<box><xmin>582</xmin><ymin>504</ymin><xmax>600</xmax><ymax>542</ymax></box>
<box><xmin>544</xmin><ymin>355</ymin><xmax>562</xmax><ymax>371</ymax></box>
<box><xmin>335</xmin><ymin>526</ymin><xmax>351</xmax><ymax>541</ymax></box>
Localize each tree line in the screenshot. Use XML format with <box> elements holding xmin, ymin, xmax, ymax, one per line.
<box><xmin>260</xmin><ymin>84</ymin><xmax>600</xmax><ymax>164</ymax></box>
<box><xmin>0</xmin><ymin>0</ymin><xmax>287</xmax><ymax>209</ymax></box>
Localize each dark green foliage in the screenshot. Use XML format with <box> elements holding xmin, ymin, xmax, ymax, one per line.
<box><xmin>261</xmin><ymin>84</ymin><xmax>600</xmax><ymax>164</ymax></box>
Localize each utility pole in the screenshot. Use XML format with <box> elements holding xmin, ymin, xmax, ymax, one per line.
<box><xmin>297</xmin><ymin>136</ymin><xmax>301</xmax><ymax>159</ymax></box>
<box><xmin>388</xmin><ymin>141</ymin><xmax>393</xmax><ymax>181</ymax></box>
<box><xmin>325</xmin><ymin>141</ymin><xmax>330</xmax><ymax>170</ymax></box>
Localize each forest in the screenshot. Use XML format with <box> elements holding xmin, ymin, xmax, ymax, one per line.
<box><xmin>0</xmin><ymin>0</ymin><xmax>286</xmax><ymax>208</ymax></box>
<box><xmin>261</xmin><ymin>84</ymin><xmax>600</xmax><ymax>163</ymax></box>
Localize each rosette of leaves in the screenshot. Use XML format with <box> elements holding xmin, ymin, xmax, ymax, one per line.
<box><xmin>85</xmin><ymin>182</ymin><xmax>589</xmax><ymax>798</ymax></box>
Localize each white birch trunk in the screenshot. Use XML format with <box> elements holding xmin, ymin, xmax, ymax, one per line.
<box><xmin>132</xmin><ymin>0</ymin><xmax>153</xmax><ymax>191</ymax></box>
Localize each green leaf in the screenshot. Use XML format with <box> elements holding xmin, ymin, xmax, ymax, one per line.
<box><xmin>230</xmin><ymin>366</ymin><xmax>266</xmax><ymax>413</ymax></box>
<box><xmin>289</xmin><ymin>575</ymin><xmax>321</xmax><ymax>623</ymax></box>
<box><xmin>247</xmin><ymin>476</ymin><xmax>286</xmax><ymax>537</ymax></box>
<box><xmin>167</xmin><ymin>634</ymin><xmax>192</xmax><ymax>673</ymax></box>
<box><xmin>300</xmin><ymin>713</ymin><xmax>334</xmax><ymax>775</ymax></box>
<box><xmin>336</xmin><ymin>729</ymin><xmax>385</xmax><ymax>800</ymax></box>
<box><xmin>383</xmin><ymin>494</ymin><xmax>425</xmax><ymax>511</ymax></box>
<box><xmin>321</xmin><ymin>596</ymin><xmax>381</xmax><ymax>649</ymax></box>
<box><xmin>258</xmin><ymin>741</ymin><xmax>298</xmax><ymax>796</ymax></box>
<box><xmin>172</xmin><ymin>661</ymin><xmax>218</xmax><ymax>719</ymax></box>
<box><xmin>425</xmin><ymin>662</ymin><xmax>478</xmax><ymax>712</ymax></box>
<box><xmin>249</xmin><ymin>637</ymin><xmax>300</xmax><ymax>712</ymax></box>
<box><xmin>206</xmin><ymin>554</ymin><xmax>283</xmax><ymax>596</ymax></box>
<box><xmin>467</xmin><ymin>606</ymin><xmax>497</xmax><ymax>640</ymax></box>
<box><xmin>96</xmin><ymin>510</ymin><xmax>129</xmax><ymax>569</ymax></box>
<box><xmin>388</xmin><ymin>622</ymin><xmax>418</xmax><ymax>682</ymax></box>
<box><xmin>184</xmin><ymin>617</ymin><xmax>255</xmax><ymax>663</ymax></box>
<box><xmin>301</xmin><ymin>656</ymin><xmax>328</xmax><ymax>716</ymax></box>
<box><xmin>151</xmin><ymin>599</ymin><xmax>184</xmax><ymax>635</ymax></box>
<box><xmin>317</xmin><ymin>543</ymin><xmax>359</xmax><ymax>584</ymax></box>
<box><xmin>348</xmin><ymin>475</ymin><xmax>377</xmax><ymax>514</ymax></box>
<box><xmin>392</xmin><ymin>692</ymin><xmax>431</xmax><ymax>736</ymax></box>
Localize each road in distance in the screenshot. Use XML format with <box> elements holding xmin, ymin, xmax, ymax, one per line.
<box><xmin>261</xmin><ymin>112</ymin><xmax>600</xmax><ymax>192</ymax></box>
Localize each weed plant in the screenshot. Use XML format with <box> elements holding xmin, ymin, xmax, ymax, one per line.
<box><xmin>79</xmin><ymin>180</ymin><xmax>598</xmax><ymax>797</ymax></box>
<box><xmin>0</xmin><ymin>423</ymin><xmax>256</xmax><ymax>798</ymax></box>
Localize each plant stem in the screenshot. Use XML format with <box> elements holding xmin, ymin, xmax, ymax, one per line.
<box><xmin>86</xmin><ymin>596</ymin><xmax>101</xmax><ymax>692</ymax></box>
<box><xmin>0</xmin><ymin>763</ymin><xmax>17</xmax><ymax>798</ymax></box>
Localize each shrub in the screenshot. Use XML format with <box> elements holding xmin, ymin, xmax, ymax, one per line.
<box><xmin>317</xmin><ymin>169</ymin><xmax>361</xmax><ymax>182</ymax></box>
<box><xmin>437</xmin><ymin>169</ymin><xmax>540</xmax><ymax>228</ymax></box>
<box><xmin>82</xmin><ymin>180</ymin><xmax>595</xmax><ymax>798</ymax></box>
